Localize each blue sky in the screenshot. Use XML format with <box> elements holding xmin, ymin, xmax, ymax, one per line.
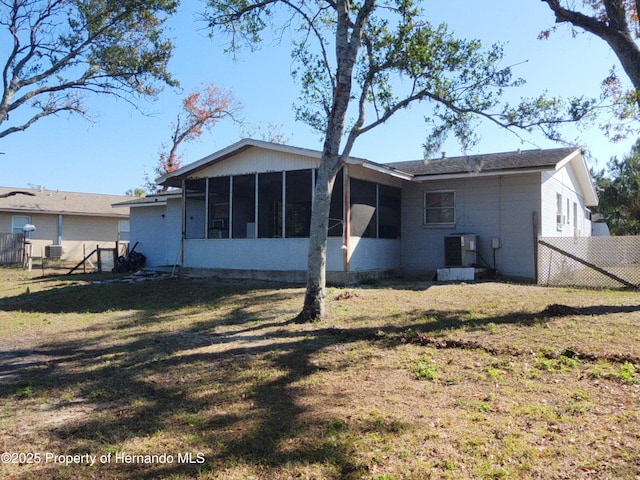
<box><xmin>2</xmin><ymin>0</ymin><xmax>637</xmax><ymax>195</ymax></box>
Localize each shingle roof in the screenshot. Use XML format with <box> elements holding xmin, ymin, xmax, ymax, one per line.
<box><xmin>113</xmin><ymin>190</ymin><xmax>182</xmax><ymax>207</ymax></box>
<box><xmin>0</xmin><ymin>187</ymin><xmax>130</xmax><ymax>217</ymax></box>
<box><xmin>385</xmin><ymin>147</ymin><xmax>578</xmax><ymax>176</ymax></box>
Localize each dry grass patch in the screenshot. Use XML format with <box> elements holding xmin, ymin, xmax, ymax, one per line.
<box><xmin>0</xmin><ymin>266</ymin><xmax>639</xmax><ymax>479</ymax></box>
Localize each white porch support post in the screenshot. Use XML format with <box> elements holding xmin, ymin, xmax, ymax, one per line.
<box><xmin>376</xmin><ymin>183</ymin><xmax>380</xmax><ymax>239</ymax></box>
<box><xmin>254</xmin><ymin>173</ymin><xmax>259</xmax><ymax>238</ymax></box>
<box><xmin>181</xmin><ymin>180</ymin><xmax>186</xmax><ymax>265</ymax></box>
<box><xmin>343</xmin><ymin>165</ymin><xmax>350</xmax><ymax>273</ymax></box>
<box><xmin>282</xmin><ymin>171</ymin><xmax>286</xmax><ymax>238</ymax></box>
<box><xmin>229</xmin><ymin>176</ymin><xmax>233</xmax><ymax>239</ymax></box>
<box><xmin>204</xmin><ymin>179</ymin><xmax>209</xmax><ymax>239</ymax></box>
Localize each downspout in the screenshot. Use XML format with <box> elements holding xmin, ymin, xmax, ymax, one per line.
<box><xmin>343</xmin><ymin>165</ymin><xmax>350</xmax><ymax>274</ymax></box>
<box><xmin>57</xmin><ymin>214</ymin><xmax>62</xmax><ymax>245</ymax></box>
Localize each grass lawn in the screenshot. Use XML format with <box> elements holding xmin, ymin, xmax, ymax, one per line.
<box><xmin>0</xmin><ymin>265</ymin><xmax>639</xmax><ymax>479</ymax></box>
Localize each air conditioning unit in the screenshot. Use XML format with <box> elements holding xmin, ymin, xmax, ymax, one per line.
<box><xmin>444</xmin><ymin>234</ymin><xmax>477</xmax><ymax>267</ymax></box>
<box><xmin>45</xmin><ymin>245</ymin><xmax>63</xmax><ymax>259</ymax></box>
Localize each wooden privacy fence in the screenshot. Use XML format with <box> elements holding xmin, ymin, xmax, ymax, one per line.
<box><xmin>537</xmin><ymin>236</ymin><xmax>640</xmax><ymax>289</ymax></box>
<box><xmin>0</xmin><ymin>233</ymin><xmax>25</xmax><ymax>265</ymax></box>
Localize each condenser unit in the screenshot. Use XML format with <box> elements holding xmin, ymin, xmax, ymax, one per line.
<box><xmin>444</xmin><ymin>234</ymin><xmax>477</xmax><ymax>267</ymax></box>
<box><xmin>45</xmin><ymin>245</ymin><xmax>63</xmax><ymax>259</ymax></box>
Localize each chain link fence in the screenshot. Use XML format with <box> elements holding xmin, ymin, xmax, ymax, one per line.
<box><xmin>537</xmin><ymin>236</ymin><xmax>640</xmax><ymax>289</ymax></box>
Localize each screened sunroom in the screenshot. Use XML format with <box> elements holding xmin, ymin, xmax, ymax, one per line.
<box><xmin>157</xmin><ymin>139</ymin><xmax>407</xmax><ymax>282</ymax></box>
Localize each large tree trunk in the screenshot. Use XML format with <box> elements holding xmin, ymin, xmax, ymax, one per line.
<box><xmin>297</xmin><ymin>160</ymin><xmax>340</xmax><ymax>321</ymax></box>
<box><xmin>295</xmin><ymin>0</ymin><xmax>373</xmax><ymax>321</ymax></box>
<box><xmin>296</xmin><ymin>109</ymin><xmax>348</xmax><ymax>322</ymax></box>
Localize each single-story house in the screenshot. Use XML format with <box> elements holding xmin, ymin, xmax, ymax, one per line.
<box><xmin>121</xmin><ymin>138</ymin><xmax>598</xmax><ymax>283</ymax></box>
<box><xmin>0</xmin><ymin>186</ymin><xmax>131</xmax><ymax>261</ymax></box>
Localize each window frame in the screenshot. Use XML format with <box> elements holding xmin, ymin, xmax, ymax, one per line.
<box><xmin>423</xmin><ymin>190</ymin><xmax>455</xmax><ymax>226</ymax></box>
<box><xmin>11</xmin><ymin>216</ymin><xmax>31</xmax><ymax>236</ymax></box>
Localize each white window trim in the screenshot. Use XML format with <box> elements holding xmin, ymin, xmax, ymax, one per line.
<box><xmin>556</xmin><ymin>193</ymin><xmax>564</xmax><ymax>231</ymax></box>
<box><xmin>118</xmin><ymin>220</ymin><xmax>130</xmax><ymax>233</ymax></box>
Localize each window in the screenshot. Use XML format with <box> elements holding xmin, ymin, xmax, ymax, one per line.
<box><xmin>424</xmin><ymin>191</ymin><xmax>455</xmax><ymax>225</ymax></box>
<box><xmin>208</xmin><ymin>177</ymin><xmax>230</xmax><ymax>239</ymax></box>
<box><xmin>118</xmin><ymin>220</ymin><xmax>130</xmax><ymax>242</ymax></box>
<box><xmin>232</xmin><ymin>174</ymin><xmax>256</xmax><ymax>238</ymax></box>
<box><xmin>258</xmin><ymin>172</ymin><xmax>283</xmax><ymax>238</ymax></box>
<box><xmin>12</xmin><ymin>216</ymin><xmax>30</xmax><ymax>235</ymax></box>
<box><xmin>556</xmin><ymin>193</ymin><xmax>563</xmax><ymax>230</ymax></box>
<box><xmin>566</xmin><ymin>198</ymin><xmax>571</xmax><ymax>224</ymax></box>
<box><xmin>285</xmin><ymin>170</ymin><xmax>313</xmax><ymax>237</ymax></box>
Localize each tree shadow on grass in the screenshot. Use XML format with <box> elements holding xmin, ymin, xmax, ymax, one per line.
<box><xmin>1</xmin><ymin>279</ymin><xmax>640</xmax><ymax>479</ymax></box>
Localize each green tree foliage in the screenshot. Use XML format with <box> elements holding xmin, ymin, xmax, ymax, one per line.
<box><xmin>593</xmin><ymin>138</ymin><xmax>640</xmax><ymax>234</ymax></box>
<box><xmin>125</xmin><ymin>187</ymin><xmax>146</xmax><ymax>197</ymax></box>
<box><xmin>205</xmin><ymin>0</ymin><xmax>595</xmax><ymax>320</ymax></box>
<box><xmin>0</xmin><ymin>0</ymin><xmax>178</xmax><ymax>139</ymax></box>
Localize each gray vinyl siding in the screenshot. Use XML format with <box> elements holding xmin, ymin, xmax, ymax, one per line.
<box><xmin>401</xmin><ymin>174</ymin><xmax>541</xmax><ymax>279</ymax></box>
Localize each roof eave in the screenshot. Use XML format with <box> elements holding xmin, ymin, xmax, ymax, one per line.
<box><xmin>412</xmin><ymin>166</ymin><xmax>551</xmax><ymax>182</ymax></box>
<box><xmin>347</xmin><ymin>158</ymin><xmax>413</xmax><ymax>181</ymax></box>
<box><xmin>558</xmin><ymin>149</ymin><xmax>598</xmax><ymax>207</ymax></box>
<box><xmin>0</xmin><ymin>208</ymin><xmax>129</xmax><ymax>217</ymax></box>
<box><xmin>157</xmin><ymin>138</ymin><xmax>330</xmax><ymax>187</ymax></box>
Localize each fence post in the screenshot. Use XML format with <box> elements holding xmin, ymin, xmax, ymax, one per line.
<box><xmin>532</xmin><ymin>212</ymin><xmax>539</xmax><ymax>284</ymax></box>
<box><xmin>23</xmin><ymin>239</ymin><xmax>32</xmax><ymax>272</ymax></box>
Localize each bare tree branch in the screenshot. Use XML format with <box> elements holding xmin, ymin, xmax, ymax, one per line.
<box><xmin>0</xmin><ymin>0</ymin><xmax>177</xmax><ymax>138</ymax></box>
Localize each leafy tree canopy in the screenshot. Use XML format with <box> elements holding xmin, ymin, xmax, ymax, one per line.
<box><xmin>593</xmin><ymin>137</ymin><xmax>640</xmax><ymax>234</ymax></box>
<box><xmin>206</xmin><ymin>0</ymin><xmax>594</xmax><ymax>157</ymax></box>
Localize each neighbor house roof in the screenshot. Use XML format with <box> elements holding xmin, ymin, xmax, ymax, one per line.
<box><xmin>0</xmin><ymin>187</ymin><xmax>130</xmax><ymax>217</ymax></box>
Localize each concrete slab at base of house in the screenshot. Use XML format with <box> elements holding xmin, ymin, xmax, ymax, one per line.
<box><xmin>178</xmin><ymin>267</ymin><xmax>402</xmax><ymax>286</ymax></box>
<box><xmin>437</xmin><ymin>267</ymin><xmax>488</xmax><ymax>282</ymax></box>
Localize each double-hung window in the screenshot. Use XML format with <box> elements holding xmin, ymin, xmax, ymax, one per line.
<box><xmin>424</xmin><ymin>191</ymin><xmax>455</xmax><ymax>225</ymax></box>
<box><xmin>12</xmin><ymin>216</ymin><xmax>31</xmax><ymax>236</ymax></box>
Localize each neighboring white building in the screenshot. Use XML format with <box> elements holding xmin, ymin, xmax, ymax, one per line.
<box><xmin>120</xmin><ymin>139</ymin><xmax>598</xmax><ymax>282</ymax></box>
<box><xmin>0</xmin><ymin>187</ymin><xmax>130</xmax><ymax>261</ymax></box>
